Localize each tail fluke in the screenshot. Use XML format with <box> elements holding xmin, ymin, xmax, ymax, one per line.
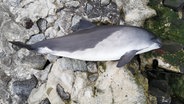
<box><xmin>9</xmin><ymin>41</ymin><xmax>34</xmax><ymax>50</ymax></box>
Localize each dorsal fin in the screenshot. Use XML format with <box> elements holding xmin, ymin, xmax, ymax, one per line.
<box><xmin>72</xmin><ymin>19</ymin><xmax>96</xmax><ymax>32</ymax></box>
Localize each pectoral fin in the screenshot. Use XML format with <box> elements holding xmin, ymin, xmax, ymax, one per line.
<box><xmin>117</xmin><ymin>50</ymin><xmax>138</xmax><ymax>67</ymax></box>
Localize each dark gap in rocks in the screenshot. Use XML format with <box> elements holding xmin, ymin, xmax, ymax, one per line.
<box><xmin>39</xmin><ymin>98</ymin><xmax>51</xmax><ymax>104</ymax></box>
<box><xmin>43</xmin><ymin>60</ymin><xmax>51</xmax><ymax>70</ymax></box>
<box><xmin>145</xmin><ymin>59</ymin><xmax>184</xmax><ymax>104</ymax></box>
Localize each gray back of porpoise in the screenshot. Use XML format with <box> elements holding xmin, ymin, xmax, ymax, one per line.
<box><xmin>31</xmin><ymin>25</ymin><xmax>157</xmax><ymax>52</ymax></box>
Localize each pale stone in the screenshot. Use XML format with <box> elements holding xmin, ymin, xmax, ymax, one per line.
<box><xmin>9</xmin><ymin>0</ymin><xmax>57</xmax><ymax>22</ymax></box>
<box><xmin>113</xmin><ymin>0</ymin><xmax>156</xmax><ymax>26</ymax></box>
<box><xmin>29</xmin><ymin>59</ymin><xmax>146</xmax><ymax>104</ymax></box>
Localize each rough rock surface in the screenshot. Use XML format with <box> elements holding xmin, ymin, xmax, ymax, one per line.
<box><xmin>0</xmin><ymin>0</ymin><xmax>158</xmax><ymax>104</ymax></box>
<box><xmin>28</xmin><ymin>58</ymin><xmax>146</xmax><ymax>104</ymax></box>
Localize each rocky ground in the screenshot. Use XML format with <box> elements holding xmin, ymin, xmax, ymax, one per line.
<box><xmin>0</xmin><ymin>0</ymin><xmax>184</xmax><ymax>104</ymax></box>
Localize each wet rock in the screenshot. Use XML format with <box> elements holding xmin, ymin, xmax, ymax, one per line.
<box><xmin>163</xmin><ymin>0</ymin><xmax>184</xmax><ymax>11</ymax></box>
<box><xmin>149</xmin><ymin>87</ymin><xmax>171</xmax><ymax>104</ymax></box>
<box><xmin>5</xmin><ymin>0</ymin><xmax>21</xmax><ymax>7</ymax></box>
<box><xmin>37</xmin><ymin>18</ymin><xmax>48</xmax><ymax>33</ymax></box>
<box><xmin>56</xmin><ymin>84</ymin><xmax>70</xmax><ymax>101</ymax></box>
<box><xmin>12</xmin><ymin>75</ymin><xmax>38</xmax><ymax>101</ymax></box>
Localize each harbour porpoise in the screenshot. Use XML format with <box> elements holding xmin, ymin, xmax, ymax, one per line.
<box><xmin>10</xmin><ymin>25</ymin><xmax>161</xmax><ymax>67</ymax></box>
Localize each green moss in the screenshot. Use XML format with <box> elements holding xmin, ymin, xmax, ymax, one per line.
<box><xmin>145</xmin><ymin>0</ymin><xmax>184</xmax><ymax>68</ymax></box>
<box><xmin>169</xmin><ymin>74</ymin><xmax>184</xmax><ymax>102</ymax></box>
<box><xmin>145</xmin><ymin>0</ymin><xmax>184</xmax><ymax>44</ymax></box>
<box><xmin>162</xmin><ymin>50</ymin><xmax>184</xmax><ymax>67</ymax></box>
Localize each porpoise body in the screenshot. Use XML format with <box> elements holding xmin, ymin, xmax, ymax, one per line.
<box><xmin>11</xmin><ymin>25</ymin><xmax>161</xmax><ymax>67</ymax></box>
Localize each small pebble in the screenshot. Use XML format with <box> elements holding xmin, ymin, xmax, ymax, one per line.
<box><xmin>87</xmin><ymin>62</ymin><xmax>98</xmax><ymax>73</ymax></box>
<box><xmin>56</xmin><ymin>84</ymin><xmax>70</xmax><ymax>100</ymax></box>
<box><xmin>88</xmin><ymin>73</ymin><xmax>98</xmax><ymax>82</ymax></box>
<box><xmin>22</xmin><ymin>18</ymin><xmax>34</xmax><ymax>29</ymax></box>
<box><xmin>37</xmin><ymin>18</ymin><xmax>48</xmax><ymax>33</ymax></box>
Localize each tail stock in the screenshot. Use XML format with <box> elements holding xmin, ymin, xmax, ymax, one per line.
<box><xmin>9</xmin><ymin>41</ymin><xmax>34</xmax><ymax>50</ymax></box>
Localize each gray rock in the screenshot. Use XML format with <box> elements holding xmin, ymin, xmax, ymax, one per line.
<box><xmin>58</xmin><ymin>58</ymin><xmax>87</xmax><ymax>72</ymax></box>
<box><xmin>87</xmin><ymin>62</ymin><xmax>98</xmax><ymax>73</ymax></box>
<box><xmin>20</xmin><ymin>53</ymin><xmax>47</xmax><ymax>70</ymax></box>
<box><xmin>101</xmin><ymin>0</ymin><xmax>110</xmax><ymax>6</ymax></box>
<box><xmin>0</xmin><ymin>69</ymin><xmax>11</xmax><ymax>86</ymax></box>
<box><xmin>85</xmin><ymin>0</ymin><xmax>120</xmax><ymax>24</ymax></box>
<box><xmin>65</xmin><ymin>1</ymin><xmax>80</xmax><ymax>8</ymax></box>
<box><xmin>163</xmin><ymin>0</ymin><xmax>184</xmax><ymax>11</ymax></box>
<box><xmin>27</xmin><ymin>34</ymin><xmax>45</xmax><ymax>44</ymax></box>
<box><xmin>114</xmin><ymin>0</ymin><xmax>156</xmax><ymax>26</ymax></box>
<box><xmin>56</xmin><ymin>84</ymin><xmax>70</xmax><ymax>100</ymax></box>
<box><xmin>37</xmin><ymin>18</ymin><xmax>48</xmax><ymax>33</ymax></box>
<box><xmin>12</xmin><ymin>75</ymin><xmax>38</xmax><ymax>101</ymax></box>
<box><xmin>149</xmin><ymin>87</ymin><xmax>171</xmax><ymax>104</ymax></box>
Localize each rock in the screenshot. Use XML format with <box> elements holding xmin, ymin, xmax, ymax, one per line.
<box><xmin>114</xmin><ymin>0</ymin><xmax>156</xmax><ymax>26</ymax></box>
<box><xmin>29</xmin><ymin>60</ymin><xmax>146</xmax><ymax>104</ymax></box>
<box><xmin>56</xmin><ymin>58</ymin><xmax>87</xmax><ymax>72</ymax></box>
<box><xmin>149</xmin><ymin>87</ymin><xmax>171</xmax><ymax>104</ymax></box>
<box><xmin>88</xmin><ymin>73</ymin><xmax>98</xmax><ymax>82</ymax></box>
<box><xmin>101</xmin><ymin>0</ymin><xmax>110</xmax><ymax>6</ymax></box>
<box><xmin>28</xmin><ymin>84</ymin><xmax>48</xmax><ymax>104</ymax></box>
<box><xmin>87</xmin><ymin>62</ymin><xmax>98</xmax><ymax>73</ymax></box>
<box><xmin>11</xmin><ymin>48</ymin><xmax>47</xmax><ymax>70</ymax></box>
<box><xmin>0</xmin><ymin>69</ymin><xmax>12</xmax><ymax>104</ymax></box>
<box><xmin>163</xmin><ymin>0</ymin><xmax>184</xmax><ymax>11</ymax></box>
<box><xmin>37</xmin><ymin>18</ymin><xmax>48</xmax><ymax>33</ymax></box>
<box><xmin>56</xmin><ymin>84</ymin><xmax>70</xmax><ymax>101</ymax></box>
<box><xmin>19</xmin><ymin>53</ymin><xmax>47</xmax><ymax>70</ymax></box>
<box><xmin>5</xmin><ymin>0</ymin><xmax>21</xmax><ymax>7</ymax></box>
<box><xmin>54</xmin><ymin>10</ymin><xmax>73</xmax><ymax>33</ymax></box>
<box><xmin>12</xmin><ymin>75</ymin><xmax>38</xmax><ymax>101</ymax></box>
<box><xmin>0</xmin><ymin>69</ymin><xmax>11</xmax><ymax>86</ymax></box>
<box><xmin>65</xmin><ymin>1</ymin><xmax>80</xmax><ymax>8</ymax></box>
<box><xmin>85</xmin><ymin>0</ymin><xmax>120</xmax><ymax>24</ymax></box>
<box><xmin>9</xmin><ymin>0</ymin><xmax>57</xmax><ymax>22</ymax></box>
<box><xmin>27</xmin><ymin>33</ymin><xmax>45</xmax><ymax>44</ymax></box>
